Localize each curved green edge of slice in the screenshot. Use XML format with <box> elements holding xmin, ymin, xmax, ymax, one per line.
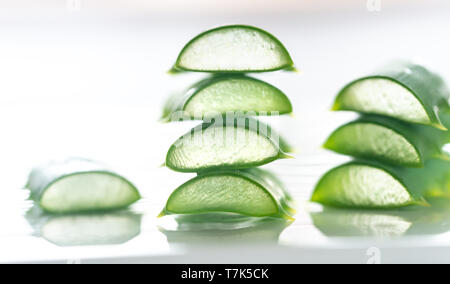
<box><xmin>26</xmin><ymin>159</ymin><xmax>141</xmax><ymax>214</ymax></box>
<box><xmin>324</xmin><ymin>115</ymin><xmax>448</xmax><ymax>168</ymax></box>
<box><xmin>333</xmin><ymin>62</ymin><xmax>450</xmax><ymax>129</ymax></box>
<box><xmin>162</xmin><ymin>75</ymin><xmax>293</xmax><ymax>121</ymax></box>
<box><xmin>165</xmin><ymin>118</ymin><xmax>293</xmax><ymax>173</ymax></box>
<box><xmin>159</xmin><ymin>169</ymin><xmax>295</xmax><ymax>220</ymax></box>
<box><xmin>171</xmin><ymin>25</ymin><xmax>295</xmax><ymax>73</ymax></box>
<box><xmin>312</xmin><ymin>158</ymin><xmax>450</xmax><ymax>209</ymax></box>
<box><xmin>311</xmin><ymin>162</ymin><xmax>423</xmax><ymax>209</ymax></box>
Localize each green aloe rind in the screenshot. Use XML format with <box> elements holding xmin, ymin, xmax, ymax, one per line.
<box><xmin>159</xmin><ymin>168</ymin><xmax>295</xmax><ymax>220</ymax></box>
<box><xmin>333</xmin><ymin>62</ymin><xmax>450</xmax><ymax>129</ymax></box>
<box><xmin>170</xmin><ymin>25</ymin><xmax>295</xmax><ymax>73</ymax></box>
<box><xmin>26</xmin><ymin>159</ymin><xmax>141</xmax><ymax>214</ymax></box>
<box><xmin>165</xmin><ymin>117</ymin><xmax>293</xmax><ymax>173</ymax></box>
<box><xmin>162</xmin><ymin>75</ymin><xmax>293</xmax><ymax>121</ymax></box>
<box><xmin>324</xmin><ymin>115</ymin><xmax>450</xmax><ymax>168</ymax></box>
<box><xmin>311</xmin><ymin>158</ymin><xmax>450</xmax><ymax>209</ymax></box>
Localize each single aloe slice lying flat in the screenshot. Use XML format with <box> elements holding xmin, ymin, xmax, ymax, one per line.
<box><xmin>159</xmin><ymin>168</ymin><xmax>294</xmax><ymax>219</ymax></box>
<box><xmin>26</xmin><ymin>159</ymin><xmax>141</xmax><ymax>214</ymax></box>
<box><xmin>324</xmin><ymin>115</ymin><xmax>449</xmax><ymax>167</ymax></box>
<box><xmin>162</xmin><ymin>75</ymin><xmax>293</xmax><ymax>121</ymax></box>
<box><xmin>166</xmin><ymin>117</ymin><xmax>292</xmax><ymax>172</ymax></box>
<box><xmin>171</xmin><ymin>25</ymin><xmax>295</xmax><ymax>73</ymax></box>
<box><xmin>311</xmin><ymin>158</ymin><xmax>450</xmax><ymax>209</ymax></box>
<box><xmin>333</xmin><ymin>62</ymin><xmax>450</xmax><ymax>129</ymax></box>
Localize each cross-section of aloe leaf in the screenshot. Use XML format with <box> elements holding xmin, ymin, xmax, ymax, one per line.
<box><xmin>26</xmin><ymin>159</ymin><xmax>141</xmax><ymax>214</ymax></box>
<box><xmin>159</xmin><ymin>168</ymin><xmax>295</xmax><ymax>219</ymax></box>
<box><xmin>162</xmin><ymin>75</ymin><xmax>293</xmax><ymax>121</ymax></box>
<box><xmin>171</xmin><ymin>25</ymin><xmax>295</xmax><ymax>73</ymax></box>
<box><xmin>311</xmin><ymin>158</ymin><xmax>450</xmax><ymax>209</ymax></box>
<box><xmin>324</xmin><ymin>115</ymin><xmax>449</xmax><ymax>167</ymax></box>
<box><xmin>333</xmin><ymin>62</ymin><xmax>450</xmax><ymax>129</ymax></box>
<box><xmin>165</xmin><ymin>117</ymin><xmax>292</xmax><ymax>172</ymax></box>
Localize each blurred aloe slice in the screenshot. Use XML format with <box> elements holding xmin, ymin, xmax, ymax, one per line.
<box><xmin>26</xmin><ymin>159</ymin><xmax>141</xmax><ymax>214</ymax></box>
<box><xmin>162</xmin><ymin>75</ymin><xmax>293</xmax><ymax>121</ymax></box>
<box><xmin>171</xmin><ymin>25</ymin><xmax>295</xmax><ymax>73</ymax></box>
<box><xmin>159</xmin><ymin>168</ymin><xmax>295</xmax><ymax>219</ymax></box>
<box><xmin>333</xmin><ymin>62</ymin><xmax>450</xmax><ymax>129</ymax></box>
<box><xmin>324</xmin><ymin>115</ymin><xmax>450</xmax><ymax>167</ymax></box>
<box><xmin>311</xmin><ymin>158</ymin><xmax>450</xmax><ymax>209</ymax></box>
<box><xmin>165</xmin><ymin>117</ymin><xmax>292</xmax><ymax>173</ymax></box>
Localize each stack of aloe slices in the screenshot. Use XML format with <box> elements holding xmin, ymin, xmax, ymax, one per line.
<box><xmin>26</xmin><ymin>158</ymin><xmax>141</xmax><ymax>214</ymax></box>
<box><xmin>160</xmin><ymin>25</ymin><xmax>297</xmax><ymax>220</ymax></box>
<box><xmin>312</xmin><ymin>62</ymin><xmax>450</xmax><ymax>209</ymax></box>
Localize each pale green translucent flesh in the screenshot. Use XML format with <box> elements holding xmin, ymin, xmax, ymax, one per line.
<box><xmin>178</xmin><ymin>27</ymin><xmax>291</xmax><ymax>71</ymax></box>
<box><xmin>184</xmin><ymin>79</ymin><xmax>291</xmax><ymax>115</ymax></box>
<box><xmin>166</xmin><ymin>175</ymin><xmax>279</xmax><ymax>216</ymax></box>
<box><xmin>41</xmin><ymin>173</ymin><xmax>140</xmax><ymax>213</ymax></box>
<box><xmin>313</xmin><ymin>165</ymin><xmax>413</xmax><ymax>208</ymax></box>
<box><xmin>168</xmin><ymin>126</ymin><xmax>279</xmax><ymax>170</ymax></box>
<box><xmin>326</xmin><ymin>123</ymin><xmax>421</xmax><ymax>166</ymax></box>
<box><xmin>337</xmin><ymin>79</ymin><xmax>431</xmax><ymax>125</ymax></box>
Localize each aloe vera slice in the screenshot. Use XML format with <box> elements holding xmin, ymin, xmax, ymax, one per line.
<box><xmin>324</xmin><ymin>115</ymin><xmax>449</xmax><ymax>167</ymax></box>
<box><xmin>26</xmin><ymin>159</ymin><xmax>141</xmax><ymax>214</ymax></box>
<box><xmin>159</xmin><ymin>168</ymin><xmax>294</xmax><ymax>219</ymax></box>
<box><xmin>333</xmin><ymin>62</ymin><xmax>450</xmax><ymax>129</ymax></box>
<box><xmin>311</xmin><ymin>158</ymin><xmax>450</xmax><ymax>209</ymax></box>
<box><xmin>162</xmin><ymin>75</ymin><xmax>293</xmax><ymax>121</ymax></box>
<box><xmin>165</xmin><ymin>117</ymin><xmax>292</xmax><ymax>172</ymax></box>
<box><xmin>171</xmin><ymin>25</ymin><xmax>295</xmax><ymax>73</ymax></box>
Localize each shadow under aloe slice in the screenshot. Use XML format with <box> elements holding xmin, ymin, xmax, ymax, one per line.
<box><xmin>311</xmin><ymin>158</ymin><xmax>450</xmax><ymax>209</ymax></box>
<box><xmin>170</xmin><ymin>25</ymin><xmax>295</xmax><ymax>73</ymax></box>
<box><xmin>324</xmin><ymin>115</ymin><xmax>449</xmax><ymax>167</ymax></box>
<box><xmin>26</xmin><ymin>159</ymin><xmax>141</xmax><ymax>214</ymax></box>
<box><xmin>333</xmin><ymin>61</ymin><xmax>450</xmax><ymax>129</ymax></box>
<box><xmin>165</xmin><ymin>117</ymin><xmax>292</xmax><ymax>173</ymax></box>
<box><xmin>162</xmin><ymin>75</ymin><xmax>293</xmax><ymax>121</ymax></box>
<box><xmin>159</xmin><ymin>168</ymin><xmax>295</xmax><ymax>220</ymax></box>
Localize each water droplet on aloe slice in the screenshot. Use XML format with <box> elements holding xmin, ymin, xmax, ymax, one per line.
<box><xmin>26</xmin><ymin>159</ymin><xmax>141</xmax><ymax>214</ymax></box>
<box><xmin>162</xmin><ymin>75</ymin><xmax>292</xmax><ymax>121</ymax></box>
<box><xmin>171</xmin><ymin>25</ymin><xmax>295</xmax><ymax>73</ymax></box>
<box><xmin>311</xmin><ymin>158</ymin><xmax>450</xmax><ymax>209</ymax></box>
<box><xmin>165</xmin><ymin>117</ymin><xmax>293</xmax><ymax>172</ymax></box>
<box><xmin>160</xmin><ymin>169</ymin><xmax>294</xmax><ymax>219</ymax></box>
<box><xmin>324</xmin><ymin>115</ymin><xmax>448</xmax><ymax>167</ymax></box>
<box><xmin>333</xmin><ymin>62</ymin><xmax>450</xmax><ymax>129</ymax></box>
